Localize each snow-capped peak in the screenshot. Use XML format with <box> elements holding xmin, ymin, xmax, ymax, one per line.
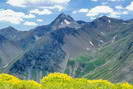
<box><xmin>50</xmin><ymin>13</ymin><xmax>81</xmax><ymax>30</ymax></box>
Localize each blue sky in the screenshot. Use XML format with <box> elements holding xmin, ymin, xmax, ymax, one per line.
<box><xmin>0</xmin><ymin>0</ymin><xmax>133</xmax><ymax>30</ymax></box>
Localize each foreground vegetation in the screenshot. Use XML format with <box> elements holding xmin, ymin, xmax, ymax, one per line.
<box><xmin>0</xmin><ymin>73</ymin><xmax>133</xmax><ymax>89</ymax></box>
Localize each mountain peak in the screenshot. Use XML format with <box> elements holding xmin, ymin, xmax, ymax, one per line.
<box><xmin>57</xmin><ymin>13</ymin><xmax>74</xmax><ymax>21</ymax></box>
<box><xmin>50</xmin><ymin>13</ymin><xmax>80</xmax><ymax>29</ymax></box>
<box><xmin>50</xmin><ymin>13</ymin><xmax>75</xmax><ymax>26</ymax></box>
<box><xmin>100</xmin><ymin>16</ymin><xmax>110</xmax><ymax>19</ymax></box>
<box><xmin>1</xmin><ymin>26</ymin><xmax>17</xmax><ymax>32</ymax></box>
<box><xmin>92</xmin><ymin>16</ymin><xmax>124</xmax><ymax>24</ymax></box>
<box><xmin>96</xmin><ymin>16</ymin><xmax>112</xmax><ymax>22</ymax></box>
<box><xmin>0</xmin><ymin>26</ymin><xmax>19</xmax><ymax>40</ymax></box>
<box><xmin>58</xmin><ymin>13</ymin><xmax>68</xmax><ymax>17</ymax></box>
<box><xmin>7</xmin><ymin>26</ymin><xmax>15</xmax><ymax>29</ymax></box>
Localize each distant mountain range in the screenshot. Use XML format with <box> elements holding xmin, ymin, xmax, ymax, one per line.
<box><xmin>0</xmin><ymin>13</ymin><xmax>133</xmax><ymax>83</ymax></box>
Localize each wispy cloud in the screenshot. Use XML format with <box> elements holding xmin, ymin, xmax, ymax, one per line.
<box><xmin>40</xmin><ymin>5</ymin><xmax>64</xmax><ymax>11</ymax></box>
<box><xmin>6</xmin><ymin>0</ymin><xmax>71</xmax><ymax>8</ymax></box>
<box><xmin>86</xmin><ymin>5</ymin><xmax>114</xmax><ymax>17</ymax></box>
<box><xmin>73</xmin><ymin>4</ymin><xmax>130</xmax><ymax>20</ymax></box>
<box><xmin>0</xmin><ymin>9</ymin><xmax>24</xmax><ymax>24</ymax></box>
<box><xmin>24</xmin><ymin>14</ymin><xmax>36</xmax><ymax>19</ymax></box>
<box><xmin>115</xmin><ymin>5</ymin><xmax>124</xmax><ymax>10</ymax></box>
<box><xmin>30</xmin><ymin>9</ymin><xmax>53</xmax><ymax>15</ymax></box>
<box><xmin>126</xmin><ymin>1</ymin><xmax>133</xmax><ymax>11</ymax></box>
<box><xmin>91</xmin><ymin>0</ymin><xmax>125</xmax><ymax>2</ymax></box>
<box><xmin>37</xmin><ymin>19</ymin><xmax>43</xmax><ymax>22</ymax></box>
<box><xmin>72</xmin><ymin>8</ymin><xmax>89</xmax><ymax>14</ymax></box>
<box><xmin>23</xmin><ymin>21</ymin><xmax>38</xmax><ymax>26</ymax></box>
<box><xmin>0</xmin><ymin>9</ymin><xmax>36</xmax><ymax>25</ymax></box>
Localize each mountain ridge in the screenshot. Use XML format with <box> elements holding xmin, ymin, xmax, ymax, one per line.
<box><xmin>0</xmin><ymin>13</ymin><xmax>132</xmax><ymax>82</ymax></box>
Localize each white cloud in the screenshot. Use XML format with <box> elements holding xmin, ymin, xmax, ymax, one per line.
<box><xmin>126</xmin><ymin>1</ymin><xmax>133</xmax><ymax>11</ymax></box>
<box><xmin>108</xmin><ymin>0</ymin><xmax>124</xmax><ymax>2</ymax></box>
<box><xmin>0</xmin><ymin>9</ymin><xmax>36</xmax><ymax>24</ymax></box>
<box><xmin>79</xmin><ymin>9</ymin><xmax>89</xmax><ymax>13</ymax></box>
<box><xmin>72</xmin><ymin>8</ymin><xmax>89</xmax><ymax>14</ymax></box>
<box><xmin>30</xmin><ymin>9</ymin><xmax>52</xmax><ymax>15</ymax></box>
<box><xmin>24</xmin><ymin>14</ymin><xmax>36</xmax><ymax>19</ymax></box>
<box><xmin>101</xmin><ymin>2</ymin><xmax>108</xmax><ymax>5</ymax></box>
<box><xmin>6</xmin><ymin>0</ymin><xmax>26</xmax><ymax>7</ymax></box>
<box><xmin>7</xmin><ymin>0</ymin><xmax>71</xmax><ymax>7</ymax></box>
<box><xmin>73</xmin><ymin>5</ymin><xmax>124</xmax><ymax>18</ymax></box>
<box><xmin>41</xmin><ymin>5</ymin><xmax>64</xmax><ymax>11</ymax></box>
<box><xmin>115</xmin><ymin>5</ymin><xmax>124</xmax><ymax>10</ymax></box>
<box><xmin>72</xmin><ymin>11</ymin><xmax>77</xmax><ymax>14</ymax></box>
<box><xmin>109</xmin><ymin>11</ymin><xmax>128</xmax><ymax>18</ymax></box>
<box><xmin>108</xmin><ymin>11</ymin><xmax>121</xmax><ymax>18</ymax></box>
<box><xmin>48</xmin><ymin>0</ymin><xmax>70</xmax><ymax>4</ymax></box>
<box><xmin>37</xmin><ymin>19</ymin><xmax>43</xmax><ymax>22</ymax></box>
<box><xmin>85</xmin><ymin>5</ymin><xmax>127</xmax><ymax>18</ymax></box>
<box><xmin>91</xmin><ymin>0</ymin><xmax>98</xmax><ymax>2</ymax></box>
<box><xmin>122</xmin><ymin>11</ymin><xmax>128</xmax><ymax>15</ymax></box>
<box><xmin>86</xmin><ymin>5</ymin><xmax>113</xmax><ymax>16</ymax></box>
<box><xmin>91</xmin><ymin>0</ymin><xmax>124</xmax><ymax>2</ymax></box>
<box><xmin>0</xmin><ymin>9</ymin><xmax>25</xmax><ymax>24</ymax></box>
<box><xmin>23</xmin><ymin>21</ymin><xmax>38</xmax><ymax>26</ymax></box>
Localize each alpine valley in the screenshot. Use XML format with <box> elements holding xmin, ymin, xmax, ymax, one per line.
<box><xmin>0</xmin><ymin>13</ymin><xmax>133</xmax><ymax>83</ymax></box>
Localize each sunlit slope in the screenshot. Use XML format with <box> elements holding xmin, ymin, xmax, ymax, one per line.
<box><xmin>66</xmin><ymin>33</ymin><xmax>133</xmax><ymax>83</ymax></box>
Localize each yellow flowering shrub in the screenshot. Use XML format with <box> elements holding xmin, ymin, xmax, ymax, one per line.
<box><xmin>41</xmin><ymin>73</ymin><xmax>73</xmax><ymax>89</ymax></box>
<box><xmin>41</xmin><ymin>73</ymin><xmax>133</xmax><ymax>89</ymax></box>
<box><xmin>0</xmin><ymin>82</ymin><xmax>15</xmax><ymax>89</ymax></box>
<box><xmin>116</xmin><ymin>83</ymin><xmax>133</xmax><ymax>89</ymax></box>
<box><xmin>0</xmin><ymin>74</ymin><xmax>20</xmax><ymax>84</ymax></box>
<box><xmin>0</xmin><ymin>73</ymin><xmax>133</xmax><ymax>89</ymax></box>
<box><xmin>42</xmin><ymin>72</ymin><xmax>72</xmax><ymax>81</ymax></box>
<box><xmin>15</xmin><ymin>80</ymin><xmax>42</xmax><ymax>89</ymax></box>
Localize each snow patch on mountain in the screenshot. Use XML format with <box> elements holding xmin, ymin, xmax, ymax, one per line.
<box><xmin>89</xmin><ymin>41</ymin><xmax>94</xmax><ymax>46</ymax></box>
<box><xmin>108</xmin><ymin>19</ymin><xmax>111</xmax><ymax>23</ymax></box>
<box><xmin>34</xmin><ymin>35</ymin><xmax>41</xmax><ymax>41</ymax></box>
<box><xmin>64</xmin><ymin>19</ymin><xmax>71</xmax><ymax>25</ymax></box>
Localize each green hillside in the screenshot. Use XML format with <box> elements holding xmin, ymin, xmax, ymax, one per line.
<box><xmin>66</xmin><ymin>33</ymin><xmax>133</xmax><ymax>83</ymax></box>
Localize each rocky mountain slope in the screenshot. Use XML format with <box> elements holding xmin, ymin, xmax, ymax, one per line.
<box><xmin>0</xmin><ymin>13</ymin><xmax>132</xmax><ymax>82</ymax></box>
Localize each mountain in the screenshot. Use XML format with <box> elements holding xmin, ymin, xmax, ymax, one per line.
<box><xmin>0</xmin><ymin>14</ymin><xmax>132</xmax><ymax>82</ymax></box>
<box><xmin>50</xmin><ymin>13</ymin><xmax>81</xmax><ymax>29</ymax></box>
<box><xmin>0</xmin><ymin>34</ymin><xmax>23</xmax><ymax>70</ymax></box>
<box><xmin>0</xmin><ymin>26</ymin><xmax>25</xmax><ymax>41</ymax></box>
<box><xmin>65</xmin><ymin>33</ymin><xmax>133</xmax><ymax>82</ymax></box>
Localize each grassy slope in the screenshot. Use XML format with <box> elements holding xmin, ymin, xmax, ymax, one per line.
<box><xmin>65</xmin><ymin>33</ymin><xmax>133</xmax><ymax>83</ymax></box>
